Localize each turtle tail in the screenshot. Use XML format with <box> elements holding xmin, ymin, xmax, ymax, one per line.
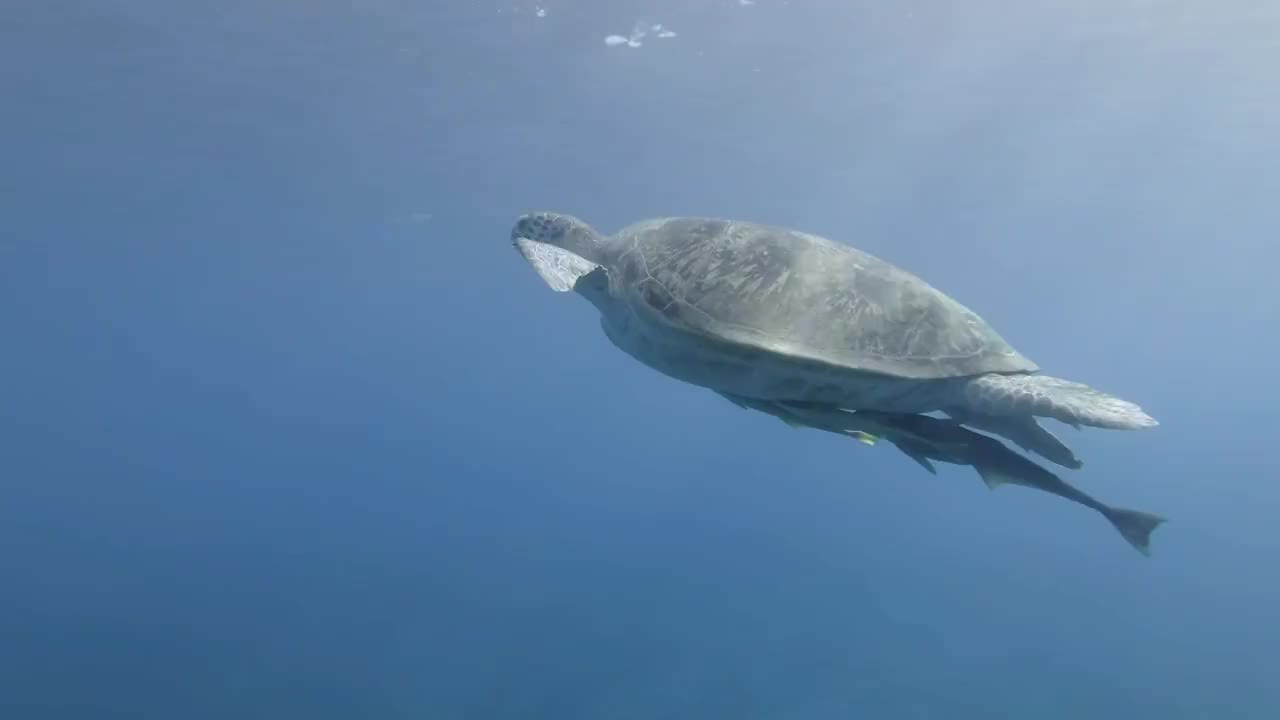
<box><xmin>960</xmin><ymin>373</ymin><xmax>1158</xmax><ymax>430</ymax></box>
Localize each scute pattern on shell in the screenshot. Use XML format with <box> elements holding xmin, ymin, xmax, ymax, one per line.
<box><xmin>606</xmin><ymin>218</ymin><xmax>1037</xmax><ymax>380</ymax></box>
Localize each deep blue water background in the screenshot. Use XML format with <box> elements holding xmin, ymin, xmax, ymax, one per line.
<box><xmin>4</xmin><ymin>1</ymin><xmax>1279</xmax><ymax>718</ymax></box>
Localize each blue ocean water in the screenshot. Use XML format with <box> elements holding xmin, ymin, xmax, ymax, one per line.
<box><xmin>4</xmin><ymin>1</ymin><xmax>1278</xmax><ymax>717</ymax></box>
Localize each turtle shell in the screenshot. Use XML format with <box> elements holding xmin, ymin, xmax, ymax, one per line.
<box><xmin>605</xmin><ymin>217</ymin><xmax>1037</xmax><ymax>380</ymax></box>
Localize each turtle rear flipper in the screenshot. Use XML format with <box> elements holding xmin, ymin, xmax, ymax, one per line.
<box><xmin>961</xmin><ymin>374</ymin><xmax>1157</xmax><ymax>430</ymax></box>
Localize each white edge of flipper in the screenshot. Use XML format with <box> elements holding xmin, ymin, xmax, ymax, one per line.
<box><xmin>514</xmin><ymin>237</ymin><xmax>600</xmax><ymax>292</ymax></box>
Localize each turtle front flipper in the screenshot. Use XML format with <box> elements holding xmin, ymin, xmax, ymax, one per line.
<box><xmin>513</xmin><ymin>238</ymin><xmax>602</xmax><ymax>293</ymax></box>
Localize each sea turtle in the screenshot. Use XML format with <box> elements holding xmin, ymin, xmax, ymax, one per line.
<box><xmin>512</xmin><ymin>212</ymin><xmax>1164</xmax><ymax>553</ymax></box>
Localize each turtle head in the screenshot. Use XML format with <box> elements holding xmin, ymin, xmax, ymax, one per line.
<box><xmin>511</xmin><ymin>211</ymin><xmax>611</xmax><ymax>298</ymax></box>
<box><xmin>510</xmin><ymin>212</ymin><xmax>604</xmax><ymax>264</ymax></box>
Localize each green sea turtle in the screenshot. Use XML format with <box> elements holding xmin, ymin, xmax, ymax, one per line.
<box><xmin>512</xmin><ymin>212</ymin><xmax>1164</xmax><ymax>553</ymax></box>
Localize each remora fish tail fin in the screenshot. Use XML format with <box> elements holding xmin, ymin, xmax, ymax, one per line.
<box><xmin>973</xmin><ymin>462</ymin><xmax>1013</xmax><ymax>490</ymax></box>
<box><xmin>1104</xmin><ymin>508</ymin><xmax>1167</xmax><ymax>557</ymax></box>
<box><xmin>946</xmin><ymin>410</ymin><xmax>1083</xmax><ymax>469</ymax></box>
<box><xmin>890</xmin><ymin>440</ymin><xmax>937</xmax><ymax>474</ymax></box>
